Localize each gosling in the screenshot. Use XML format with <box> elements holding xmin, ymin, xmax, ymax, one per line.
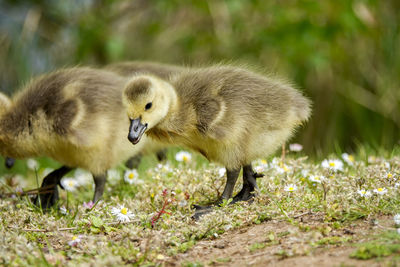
<box><xmin>0</xmin><ymin>65</ymin><xmax>177</xmax><ymax>208</ymax></box>
<box><xmin>122</xmin><ymin>65</ymin><xmax>311</xmax><ymax>217</ymax></box>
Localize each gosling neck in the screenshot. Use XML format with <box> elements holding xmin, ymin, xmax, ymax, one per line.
<box><xmin>157</xmin><ymin>80</ymin><xmax>180</xmax><ymax>131</ymax></box>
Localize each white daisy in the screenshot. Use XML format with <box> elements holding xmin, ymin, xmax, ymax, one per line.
<box><xmin>175</xmin><ymin>151</ymin><xmax>192</xmax><ymax>163</ymax></box>
<box><xmin>321</xmin><ymin>159</ymin><xmax>344</xmax><ymax>172</ymax></box>
<box><xmin>275</xmin><ymin>163</ymin><xmax>291</xmax><ymax>174</ymax></box>
<box><xmin>386</xmin><ymin>172</ymin><xmax>395</xmax><ymax>180</ymax></box>
<box><xmin>60</xmin><ymin>177</ymin><xmax>79</xmax><ymax>192</ymax></box>
<box><xmin>111</xmin><ymin>205</ymin><xmax>135</xmax><ymax>222</ymax></box>
<box><xmin>60</xmin><ymin>206</ymin><xmax>68</xmax><ymax>215</ymax></box>
<box><xmin>254</xmin><ymin>165</ymin><xmax>265</xmax><ymax>174</ymax></box>
<box><xmin>68</xmin><ymin>235</ymin><xmax>82</xmax><ymax>247</ymax></box>
<box><xmin>395</xmin><ymin>182</ymin><xmax>400</xmax><ymax>188</ymax></box>
<box><xmin>124</xmin><ymin>169</ymin><xmax>142</xmax><ymax>185</ymax></box>
<box><xmin>284</xmin><ymin>184</ymin><xmax>298</xmax><ymax>192</ymax></box>
<box><xmin>394</xmin><ymin>214</ymin><xmax>400</xmax><ymax>226</ymax></box>
<box><xmin>357</xmin><ymin>189</ymin><xmax>372</xmax><ymax>198</ymax></box>
<box><xmin>309</xmin><ymin>175</ymin><xmax>326</xmax><ymax>184</ymax></box>
<box><xmin>373</xmin><ymin>187</ymin><xmax>387</xmax><ymax>195</ymax></box>
<box><xmin>218</xmin><ymin>167</ymin><xmax>226</xmax><ymax>177</ymax></box>
<box><xmin>107</xmin><ymin>169</ymin><xmax>121</xmax><ymax>185</ymax></box>
<box><xmin>289</xmin><ymin>143</ymin><xmax>303</xmax><ymax>152</ymax></box>
<box><xmin>341</xmin><ymin>153</ymin><xmax>355</xmax><ymax>166</ymax></box>
<box><xmin>254</xmin><ymin>159</ymin><xmax>269</xmax><ymax>167</ymax></box>
<box><xmin>27</xmin><ymin>159</ymin><xmax>39</xmax><ymax>170</ymax></box>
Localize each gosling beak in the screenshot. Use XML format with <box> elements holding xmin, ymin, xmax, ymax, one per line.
<box><xmin>5</xmin><ymin>157</ymin><xmax>15</xmax><ymax>169</ymax></box>
<box><xmin>128</xmin><ymin>118</ymin><xmax>148</xmax><ymax>145</ymax></box>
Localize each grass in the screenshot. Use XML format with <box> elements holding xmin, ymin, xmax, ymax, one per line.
<box><xmin>0</xmin><ymin>148</ymin><xmax>400</xmax><ymax>265</ymax></box>
<box><xmin>350</xmin><ymin>231</ymin><xmax>400</xmax><ymax>260</ymax></box>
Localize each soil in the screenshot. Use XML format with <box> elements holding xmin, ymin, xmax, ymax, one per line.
<box><xmin>168</xmin><ymin>214</ymin><xmax>397</xmax><ymax>267</ymax></box>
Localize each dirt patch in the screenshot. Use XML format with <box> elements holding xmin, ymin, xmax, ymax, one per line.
<box><xmin>171</xmin><ymin>214</ymin><xmax>397</xmax><ymax>266</ymax></box>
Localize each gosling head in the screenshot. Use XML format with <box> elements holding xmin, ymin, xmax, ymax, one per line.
<box><xmin>122</xmin><ymin>75</ymin><xmax>175</xmax><ymax>145</ymax></box>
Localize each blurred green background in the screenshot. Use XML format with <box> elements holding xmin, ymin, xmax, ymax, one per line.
<box><xmin>0</xmin><ymin>0</ymin><xmax>399</xmax><ymax>156</ymax></box>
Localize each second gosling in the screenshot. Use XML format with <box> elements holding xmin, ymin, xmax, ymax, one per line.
<box><xmin>122</xmin><ymin>65</ymin><xmax>311</xmax><ymax>216</ymax></box>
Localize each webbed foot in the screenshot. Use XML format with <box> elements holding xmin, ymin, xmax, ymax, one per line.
<box><xmin>232</xmin><ymin>165</ymin><xmax>263</xmax><ymax>204</ymax></box>
<box><xmin>33</xmin><ymin>166</ymin><xmax>72</xmax><ymax>210</ymax></box>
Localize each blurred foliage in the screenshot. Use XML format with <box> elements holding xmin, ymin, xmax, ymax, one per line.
<box><xmin>0</xmin><ymin>0</ymin><xmax>399</xmax><ymax>155</ymax></box>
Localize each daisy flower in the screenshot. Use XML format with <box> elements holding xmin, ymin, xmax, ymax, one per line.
<box><xmin>111</xmin><ymin>205</ymin><xmax>135</xmax><ymax>222</ymax></box>
<box><xmin>357</xmin><ymin>189</ymin><xmax>372</xmax><ymax>198</ymax></box>
<box><xmin>218</xmin><ymin>167</ymin><xmax>226</xmax><ymax>177</ymax></box>
<box><xmin>27</xmin><ymin>159</ymin><xmax>39</xmax><ymax>170</ymax></box>
<box><xmin>254</xmin><ymin>165</ymin><xmax>265</xmax><ymax>174</ymax></box>
<box><xmin>60</xmin><ymin>206</ymin><xmax>68</xmax><ymax>215</ymax></box>
<box><xmin>175</xmin><ymin>151</ymin><xmax>192</xmax><ymax>163</ymax></box>
<box><xmin>341</xmin><ymin>153</ymin><xmax>355</xmax><ymax>166</ymax></box>
<box><xmin>386</xmin><ymin>172</ymin><xmax>395</xmax><ymax>180</ymax></box>
<box><xmin>373</xmin><ymin>187</ymin><xmax>388</xmax><ymax>195</ymax></box>
<box><xmin>124</xmin><ymin>169</ymin><xmax>142</xmax><ymax>184</ymax></box>
<box><xmin>321</xmin><ymin>159</ymin><xmax>344</xmax><ymax>172</ymax></box>
<box><xmin>394</xmin><ymin>214</ymin><xmax>400</xmax><ymax>226</ymax></box>
<box><xmin>395</xmin><ymin>182</ymin><xmax>400</xmax><ymax>188</ymax></box>
<box><xmin>309</xmin><ymin>175</ymin><xmax>326</xmax><ymax>184</ymax></box>
<box><xmin>284</xmin><ymin>184</ymin><xmax>298</xmax><ymax>192</ymax></box>
<box><xmin>275</xmin><ymin>163</ymin><xmax>291</xmax><ymax>174</ymax></box>
<box><xmin>68</xmin><ymin>235</ymin><xmax>82</xmax><ymax>247</ymax></box>
<box><xmin>289</xmin><ymin>143</ymin><xmax>303</xmax><ymax>152</ymax></box>
<box><xmin>60</xmin><ymin>177</ymin><xmax>79</xmax><ymax>192</ymax></box>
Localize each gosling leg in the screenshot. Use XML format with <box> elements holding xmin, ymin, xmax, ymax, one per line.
<box><xmin>93</xmin><ymin>173</ymin><xmax>107</xmax><ymax>203</ymax></box>
<box><xmin>156</xmin><ymin>149</ymin><xmax>167</xmax><ymax>162</ymax></box>
<box><xmin>34</xmin><ymin>166</ymin><xmax>72</xmax><ymax>209</ymax></box>
<box><xmin>125</xmin><ymin>154</ymin><xmax>143</xmax><ymax>169</ymax></box>
<box><xmin>193</xmin><ymin>168</ymin><xmax>240</xmax><ymax>219</ymax></box>
<box><xmin>232</xmin><ymin>164</ymin><xmax>263</xmax><ymax>203</ymax></box>
<box><xmin>5</xmin><ymin>157</ymin><xmax>15</xmax><ymax>169</ymax></box>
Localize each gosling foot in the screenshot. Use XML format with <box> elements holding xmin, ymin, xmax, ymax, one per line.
<box><xmin>232</xmin><ymin>165</ymin><xmax>263</xmax><ymax>204</ymax></box>
<box><xmin>33</xmin><ymin>166</ymin><xmax>72</xmax><ymax>210</ymax></box>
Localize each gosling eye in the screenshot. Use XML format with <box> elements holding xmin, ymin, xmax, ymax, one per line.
<box><xmin>145</xmin><ymin>102</ymin><xmax>152</xmax><ymax>111</ymax></box>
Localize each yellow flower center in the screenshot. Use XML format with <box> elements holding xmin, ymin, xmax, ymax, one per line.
<box><xmin>387</xmin><ymin>173</ymin><xmax>393</xmax><ymax>178</ymax></box>
<box><xmin>377</xmin><ymin>188</ymin><xmax>383</xmax><ymax>192</ymax></box>
<box><xmin>283</xmin><ymin>166</ymin><xmax>288</xmax><ymax>172</ymax></box>
<box><xmin>72</xmin><ymin>236</ymin><xmax>77</xmax><ymax>240</ymax></box>
<box><xmin>183</xmin><ymin>155</ymin><xmax>189</xmax><ymax>162</ymax></box>
<box><xmin>261</xmin><ymin>159</ymin><xmax>267</xmax><ymax>164</ymax></box>
<box><xmin>68</xmin><ymin>181</ymin><xmax>74</xmax><ymax>187</ymax></box>
<box><xmin>121</xmin><ymin>208</ymin><xmax>128</xmax><ymax>215</ymax></box>
<box><xmin>348</xmin><ymin>155</ymin><xmax>355</xmax><ymax>162</ymax></box>
<box><xmin>151</xmin><ymin>193</ymin><xmax>155</xmax><ymax>198</ymax></box>
<box><xmin>329</xmin><ymin>162</ymin><xmax>335</xmax><ymax>167</ymax></box>
<box><xmin>315</xmin><ymin>176</ymin><xmax>320</xmax><ymax>180</ymax></box>
<box><xmin>129</xmin><ymin>173</ymin><xmax>134</xmax><ymax>179</ymax></box>
<box><xmin>361</xmin><ymin>190</ymin><xmax>366</xmax><ymax>194</ymax></box>
<box><xmin>288</xmin><ymin>187</ymin><xmax>294</xmax><ymax>191</ymax></box>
